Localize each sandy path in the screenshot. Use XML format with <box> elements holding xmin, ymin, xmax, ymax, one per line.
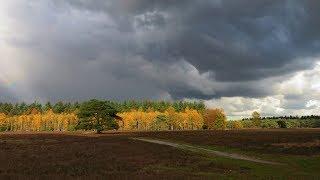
<box><xmin>132</xmin><ymin>138</ymin><xmax>284</xmax><ymax>165</ymax></box>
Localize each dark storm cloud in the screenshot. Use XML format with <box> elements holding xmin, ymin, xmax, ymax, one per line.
<box><xmin>61</xmin><ymin>0</ymin><xmax>320</xmax><ymax>81</ymax></box>
<box><xmin>2</xmin><ymin>0</ymin><xmax>320</xmax><ymax>102</ymax></box>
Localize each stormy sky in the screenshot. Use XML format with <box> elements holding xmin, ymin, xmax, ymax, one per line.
<box><xmin>1</xmin><ymin>0</ymin><xmax>320</xmax><ymax>117</ymax></box>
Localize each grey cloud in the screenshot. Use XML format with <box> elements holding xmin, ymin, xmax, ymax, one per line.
<box><xmin>61</xmin><ymin>0</ymin><xmax>320</xmax><ymax>80</ymax></box>
<box><xmin>70</xmin><ymin>1</ymin><xmax>319</xmax><ymax>83</ymax></box>
<box><xmin>0</xmin><ymin>85</ymin><xmax>18</xmax><ymax>102</ymax></box>
<box><xmin>2</xmin><ymin>0</ymin><xmax>320</xmax><ymax>103</ymax></box>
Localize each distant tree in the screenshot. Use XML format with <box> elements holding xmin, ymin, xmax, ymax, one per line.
<box><xmin>261</xmin><ymin>120</ymin><xmax>279</xmax><ymax>128</ymax></box>
<box><xmin>27</xmin><ymin>102</ymin><xmax>43</xmax><ymax>114</ymax></box>
<box><xmin>227</xmin><ymin>120</ymin><xmax>243</xmax><ymax>129</ymax></box>
<box><xmin>11</xmin><ymin>104</ymin><xmax>20</xmax><ymax>116</ymax></box>
<box><xmin>44</xmin><ymin>102</ymin><xmax>53</xmax><ymax>112</ymax></box>
<box><xmin>252</xmin><ymin>111</ymin><xmax>261</xmax><ymax>127</ymax></box>
<box><xmin>0</xmin><ymin>103</ymin><xmax>13</xmax><ymax>115</ymax></box>
<box><xmin>53</xmin><ymin>101</ymin><xmax>65</xmax><ymax>114</ymax></box>
<box><xmin>0</xmin><ymin>113</ymin><xmax>7</xmax><ymax>131</ymax></box>
<box><xmin>151</xmin><ymin>114</ymin><xmax>168</xmax><ymax>131</ymax></box>
<box><xmin>19</xmin><ymin>102</ymin><xmax>28</xmax><ymax>115</ymax></box>
<box><xmin>204</xmin><ymin>109</ymin><xmax>227</xmax><ymax>130</ymax></box>
<box><xmin>76</xmin><ymin>99</ymin><xmax>119</xmax><ymax>133</ymax></box>
<box><xmin>184</xmin><ymin>107</ymin><xmax>204</xmax><ymax>130</ymax></box>
<box><xmin>277</xmin><ymin>120</ymin><xmax>287</xmax><ymax>128</ymax></box>
<box><xmin>30</xmin><ymin>108</ymin><xmax>40</xmax><ymax>115</ymax></box>
<box><xmin>166</xmin><ymin>106</ymin><xmax>178</xmax><ymax>130</ymax></box>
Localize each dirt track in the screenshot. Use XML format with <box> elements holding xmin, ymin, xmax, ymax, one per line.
<box><xmin>132</xmin><ymin>138</ymin><xmax>284</xmax><ymax>165</ymax></box>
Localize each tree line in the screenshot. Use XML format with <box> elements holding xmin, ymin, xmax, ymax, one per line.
<box><xmin>230</xmin><ymin>111</ymin><xmax>320</xmax><ymax>129</ymax></box>
<box><xmin>242</xmin><ymin>115</ymin><xmax>320</xmax><ymax>121</ymax></box>
<box><xmin>0</xmin><ymin>100</ymin><xmax>205</xmax><ymax>116</ymax></box>
<box><xmin>1</xmin><ymin>100</ymin><xmax>318</xmax><ymax>133</ymax></box>
<box><xmin>0</xmin><ymin>110</ymin><xmax>77</xmax><ymax>132</ymax></box>
<box><xmin>0</xmin><ymin>99</ymin><xmax>225</xmax><ymax>133</ymax></box>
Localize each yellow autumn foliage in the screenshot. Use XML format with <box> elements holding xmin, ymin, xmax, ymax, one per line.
<box><xmin>0</xmin><ymin>110</ymin><xmax>77</xmax><ymax>132</ymax></box>
<box><xmin>118</xmin><ymin>107</ymin><xmax>204</xmax><ymax>131</ymax></box>
<box><xmin>0</xmin><ymin>107</ymin><xmax>205</xmax><ymax>132</ymax></box>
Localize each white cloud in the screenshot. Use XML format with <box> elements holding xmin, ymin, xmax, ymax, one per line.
<box><xmin>205</xmin><ymin>61</ymin><xmax>320</xmax><ymax>119</ymax></box>
<box><xmin>306</xmin><ymin>100</ymin><xmax>320</xmax><ymax>108</ymax></box>
<box><xmin>205</xmin><ymin>95</ymin><xmax>285</xmax><ymax>119</ymax></box>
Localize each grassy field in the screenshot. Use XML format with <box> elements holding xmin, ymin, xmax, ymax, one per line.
<box><xmin>0</xmin><ymin>129</ymin><xmax>319</xmax><ymax>179</ymax></box>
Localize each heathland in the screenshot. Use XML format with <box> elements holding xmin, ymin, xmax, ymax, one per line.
<box><xmin>0</xmin><ymin>130</ymin><xmax>319</xmax><ymax>179</ymax></box>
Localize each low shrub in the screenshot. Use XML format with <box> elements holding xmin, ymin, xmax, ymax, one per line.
<box><xmin>227</xmin><ymin>121</ymin><xmax>243</xmax><ymax>129</ymax></box>
<box><xmin>241</xmin><ymin>120</ymin><xmax>255</xmax><ymax>128</ymax></box>
<box><xmin>261</xmin><ymin>120</ymin><xmax>279</xmax><ymax>128</ymax></box>
<box><xmin>277</xmin><ymin>120</ymin><xmax>287</xmax><ymax>128</ymax></box>
<box><xmin>285</xmin><ymin>120</ymin><xmax>301</xmax><ymax>128</ymax></box>
<box><xmin>299</xmin><ymin>119</ymin><xmax>320</xmax><ymax>128</ymax></box>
